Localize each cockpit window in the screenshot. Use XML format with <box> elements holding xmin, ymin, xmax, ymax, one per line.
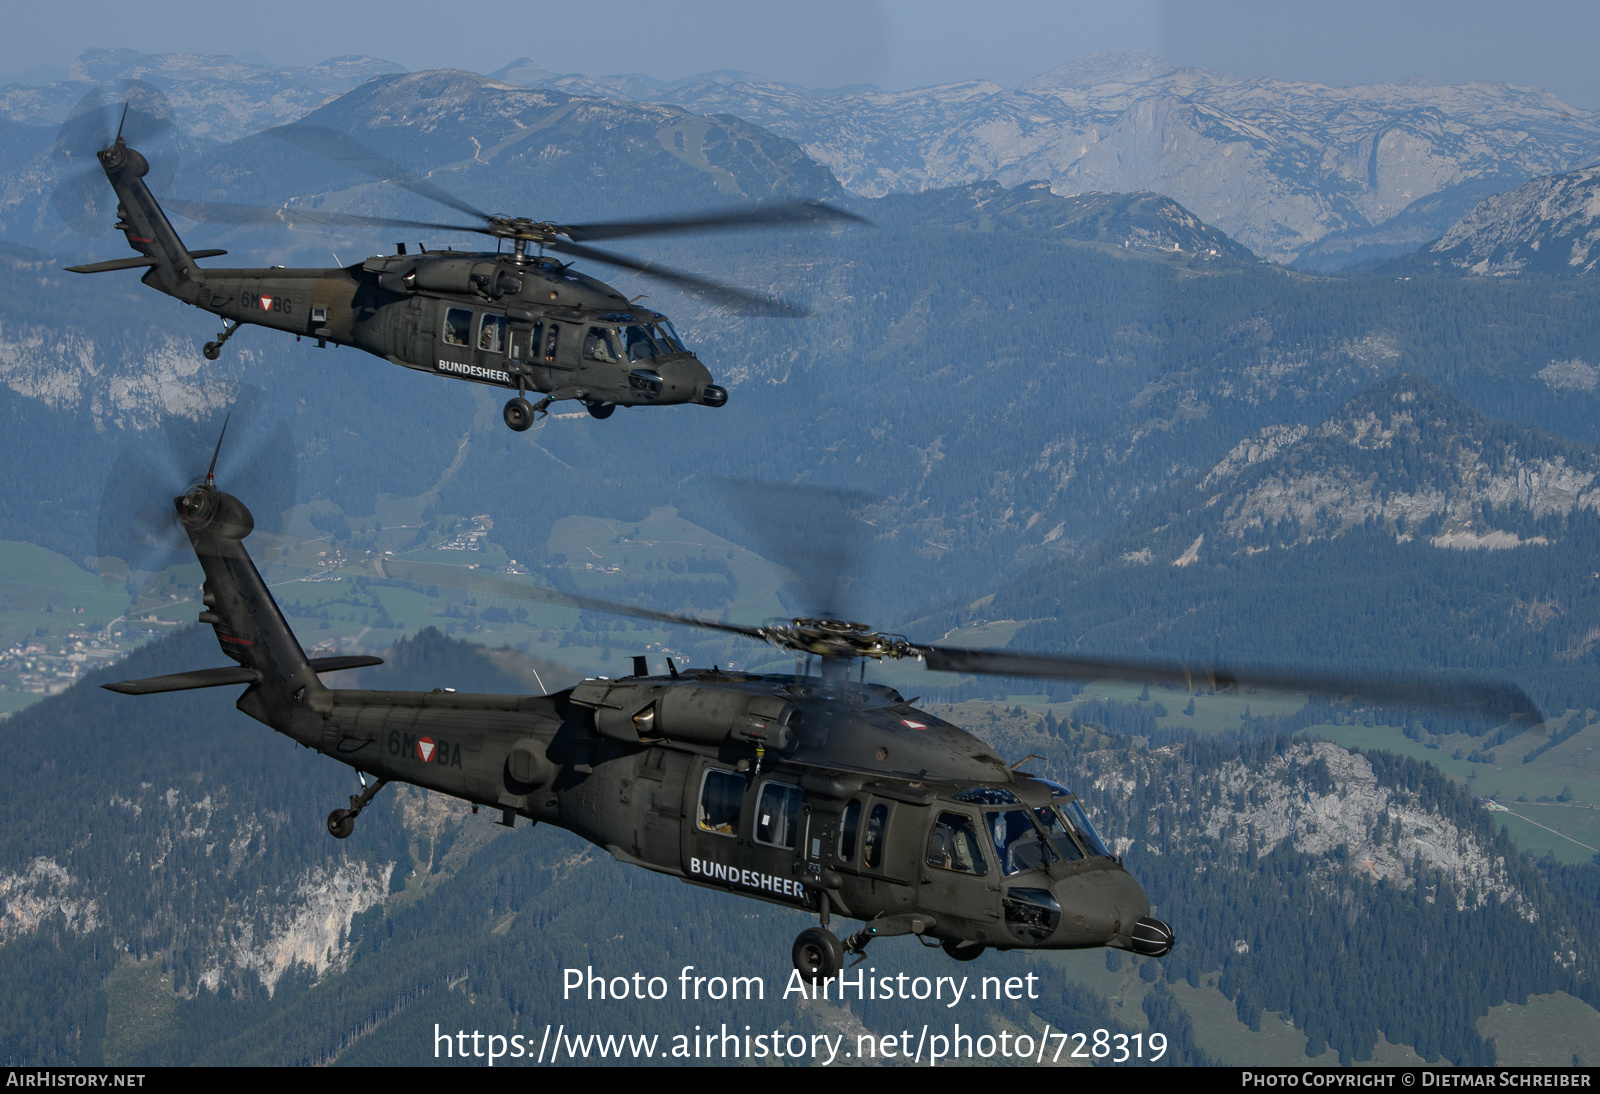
<box><xmin>697</xmin><ymin>769</ymin><xmax>743</xmax><ymax>838</ymax></box>
<box><xmin>1038</xmin><ymin>778</ymin><xmax>1112</xmax><ymax>858</ymax></box>
<box><xmin>622</xmin><ymin>325</ymin><xmax>658</xmax><ymax>362</ymax></box>
<box><xmin>652</xmin><ymin>320</ymin><xmax>687</xmax><ymax>353</ymax></box>
<box><xmin>1033</xmin><ymin>806</ymin><xmax>1085</xmax><ymax>862</ymax></box>
<box><xmin>1060</xmin><ymin>800</ymin><xmax>1112</xmax><ymax>858</ymax></box>
<box><xmin>986</xmin><ymin>809</ymin><xmax>1057</xmax><ymax>875</ymax></box>
<box><xmin>583</xmin><ymin>326</ymin><xmax>621</xmax><ymax>363</ymax></box>
<box><xmin>926</xmin><ymin>811</ymin><xmax>988</xmax><ymax>875</ymax></box>
<box><xmin>755</xmin><ymin>781</ymin><xmax>803</xmax><ymax>849</ymax></box>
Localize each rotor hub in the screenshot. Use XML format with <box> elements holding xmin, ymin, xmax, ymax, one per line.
<box><xmin>175</xmin><ymin>484</ymin><xmax>219</xmax><ymax>529</ymax></box>
<box><xmin>485</xmin><ymin>215</ymin><xmax>563</xmax><ymax>244</ymax></box>
<box><xmin>760</xmin><ymin>617</ymin><xmax>920</xmax><ymax>662</ymax></box>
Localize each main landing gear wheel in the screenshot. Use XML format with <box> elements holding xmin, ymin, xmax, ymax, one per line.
<box><xmin>202</xmin><ymin>320</ymin><xmax>240</xmax><ymax>361</ymax></box>
<box><xmin>503</xmin><ymin>396</ymin><xmax>535</xmax><ymax>432</ymax></box>
<box><xmin>792</xmin><ymin>927</ymin><xmax>845</xmax><ymax>979</ymax></box>
<box><xmin>325</xmin><ymin>777</ymin><xmax>386</xmax><ymax>841</ymax></box>
<box><xmin>585</xmin><ymin>401</ymin><xmax>615</xmax><ymax>420</ymax></box>
<box><xmin>941</xmin><ymin>938</ymin><xmax>985</xmax><ymax>961</ymax></box>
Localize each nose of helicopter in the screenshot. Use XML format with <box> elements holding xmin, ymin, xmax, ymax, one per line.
<box><xmin>657</xmin><ymin>356</ymin><xmax>723</xmax><ymax>406</ymax></box>
<box><xmin>1046</xmin><ymin>865</ymin><xmax>1168</xmax><ymax>954</ymax></box>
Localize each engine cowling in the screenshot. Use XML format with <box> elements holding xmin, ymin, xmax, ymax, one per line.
<box><xmin>377</xmin><ymin>259</ymin><xmax>522</xmax><ymax>298</ymax></box>
<box><xmin>575</xmin><ymin>681</ymin><xmax>801</xmax><ymax>750</ymax></box>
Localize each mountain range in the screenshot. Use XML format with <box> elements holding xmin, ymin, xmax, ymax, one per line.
<box><xmin>7</xmin><ymin>48</ymin><xmax>1600</xmax><ymax>270</ymax></box>
<box><xmin>492</xmin><ymin>49</ymin><xmax>1600</xmax><ymax>269</ymax></box>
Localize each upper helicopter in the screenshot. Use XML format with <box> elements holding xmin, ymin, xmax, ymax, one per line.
<box><xmin>101</xmin><ymin>438</ymin><xmax>1539</xmax><ymax>981</ymax></box>
<box><xmin>53</xmin><ymin>85</ymin><xmax>861</xmax><ymax>430</ymax></box>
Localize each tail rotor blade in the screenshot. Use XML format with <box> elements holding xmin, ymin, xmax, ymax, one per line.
<box><xmin>49</xmin><ymin>80</ymin><xmax>178</xmax><ymax>235</ymax></box>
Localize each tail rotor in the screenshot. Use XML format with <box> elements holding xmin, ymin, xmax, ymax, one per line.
<box><xmin>50</xmin><ymin>79</ymin><xmax>178</xmax><ymax>236</ymax></box>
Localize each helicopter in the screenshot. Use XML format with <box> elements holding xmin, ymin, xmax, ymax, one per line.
<box><xmin>55</xmin><ymin>89</ymin><xmax>860</xmax><ymax>430</ymax></box>
<box><xmin>102</xmin><ymin>446</ymin><xmax>1539</xmax><ymax>979</ymax></box>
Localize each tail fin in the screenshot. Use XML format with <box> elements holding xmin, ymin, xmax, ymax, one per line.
<box><xmin>102</xmin><ymin>483</ymin><xmax>381</xmax><ymax>724</ymax></box>
<box><xmin>61</xmin><ymin>139</ymin><xmax>207</xmax><ymax>302</ymax></box>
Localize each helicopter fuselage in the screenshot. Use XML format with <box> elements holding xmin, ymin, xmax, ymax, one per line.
<box><xmin>308</xmin><ymin>672</ymin><xmax>1152</xmax><ymax>954</ymax></box>
<box><xmin>68</xmin><ymin>135</ymin><xmax>728</xmax><ymax>420</ymax></box>
<box><xmin>176</xmin><ymin>256</ymin><xmax>724</xmax><ymax>413</ymax></box>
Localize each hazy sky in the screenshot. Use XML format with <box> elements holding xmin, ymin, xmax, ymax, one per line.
<box><xmin>7</xmin><ymin>1</ymin><xmax>1600</xmax><ymax>108</ymax></box>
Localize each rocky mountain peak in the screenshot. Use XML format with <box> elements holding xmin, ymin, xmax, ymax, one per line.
<box><xmin>1413</xmin><ymin>165</ymin><xmax>1600</xmax><ymax>277</ymax></box>
<box><xmin>1116</xmin><ymin>376</ymin><xmax>1600</xmax><ymax>565</ymax></box>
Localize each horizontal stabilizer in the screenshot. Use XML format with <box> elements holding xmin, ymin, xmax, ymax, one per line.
<box><xmin>308</xmin><ymin>655</ymin><xmax>384</xmax><ymax>673</ymax></box>
<box><xmin>101</xmin><ymin>665</ymin><xmax>261</xmax><ymax>695</ymax></box>
<box><xmin>64</xmin><ymin>248</ymin><xmax>227</xmax><ymax>274</ymax></box>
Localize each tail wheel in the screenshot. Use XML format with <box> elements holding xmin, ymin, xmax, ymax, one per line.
<box><xmin>503</xmin><ymin>397</ymin><xmax>535</xmax><ymax>432</ymax></box>
<box><xmin>792</xmin><ymin>926</ymin><xmax>844</xmax><ymax>979</ymax></box>
<box><xmin>941</xmin><ymin>938</ymin><xmax>986</xmax><ymax>962</ymax></box>
<box><xmin>327</xmin><ymin>809</ymin><xmax>355</xmax><ymax>840</ymax></box>
<box><xmin>585</xmin><ymin>401</ymin><xmax>615</xmax><ymax>420</ymax></box>
<box><xmin>202</xmin><ymin>342</ymin><xmax>221</xmax><ymax>361</ymax></box>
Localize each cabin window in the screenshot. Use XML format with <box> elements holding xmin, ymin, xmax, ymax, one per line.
<box><xmin>863</xmin><ymin>803</ymin><xmax>888</xmax><ymax>868</ymax></box>
<box><xmin>926</xmin><ymin>811</ymin><xmax>988</xmax><ymax>875</ymax></box>
<box><xmin>583</xmin><ymin>326</ymin><xmax>622</xmax><ymax>363</ymax></box>
<box><xmin>839</xmin><ymin>800</ymin><xmax>862</xmax><ymax>861</ymax></box>
<box><xmin>542</xmin><ymin>323</ymin><xmax>561</xmax><ymax>362</ymax></box>
<box><xmin>754</xmin><ymin>781</ymin><xmax>804</xmax><ymax>849</ymax></box>
<box><xmin>697</xmin><ymin>768</ymin><xmax>743</xmax><ymax>837</ymax></box>
<box><xmin>986</xmin><ymin>809</ymin><xmax>1058</xmax><ymax>875</ymax></box>
<box><xmin>478</xmin><ymin>314</ymin><xmax>508</xmax><ymax>353</ymax></box>
<box><xmin>443</xmin><ymin>307</ymin><xmax>473</xmax><ymax>347</ymax></box>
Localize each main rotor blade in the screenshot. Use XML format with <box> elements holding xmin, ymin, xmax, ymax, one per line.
<box><xmin>267</xmin><ymin>125</ymin><xmax>493</xmax><ymax>224</ymax></box>
<box><xmin>915</xmin><ymin>645</ymin><xmax>1542</xmax><ymax>723</ymax></box>
<box><xmin>545</xmin><ymin>239</ymin><xmax>807</xmax><ymax>317</ymax></box>
<box><xmin>376</xmin><ymin>558</ymin><xmax>768</xmax><ymax>643</ymax></box>
<box><xmin>164</xmin><ymin>198</ymin><xmax>485</xmax><ymax>236</ymax></box>
<box><xmin>560</xmin><ymin>201</ymin><xmax>870</xmax><ymax>242</ymax></box>
<box><xmin>716</xmin><ymin>479</ymin><xmax>869</xmax><ymax>620</ymax></box>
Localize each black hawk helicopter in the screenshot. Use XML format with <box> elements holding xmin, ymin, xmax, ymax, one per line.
<box><xmin>55</xmin><ymin>87</ymin><xmax>859</xmax><ymax>429</ymax></box>
<box><xmin>102</xmin><ymin>448</ymin><xmax>1538</xmax><ymax>978</ymax></box>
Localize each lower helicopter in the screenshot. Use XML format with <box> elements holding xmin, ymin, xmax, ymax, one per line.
<box><xmin>102</xmin><ymin>449</ymin><xmax>1538</xmax><ymax>978</ymax></box>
